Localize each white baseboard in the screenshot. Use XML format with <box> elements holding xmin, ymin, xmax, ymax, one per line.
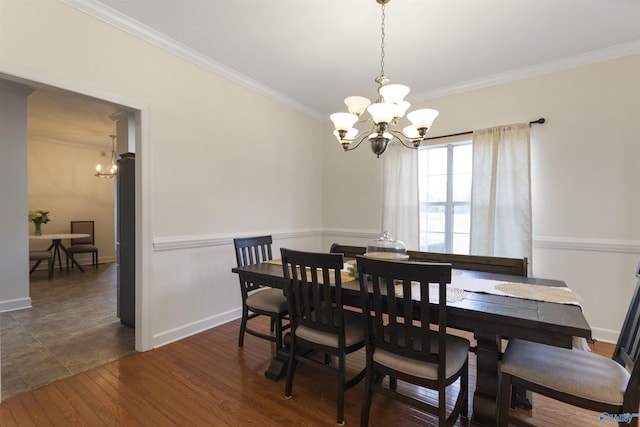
<box><xmin>152</xmin><ymin>308</ymin><xmax>241</xmax><ymax>348</ymax></box>
<box><xmin>0</xmin><ymin>297</ymin><xmax>32</xmax><ymax>313</ymax></box>
<box><xmin>590</xmin><ymin>327</ymin><xmax>620</xmax><ymax>345</ymax></box>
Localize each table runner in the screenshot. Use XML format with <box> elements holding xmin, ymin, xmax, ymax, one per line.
<box><xmin>266</xmin><ymin>258</ymin><xmax>582</xmax><ymax>306</ymax></box>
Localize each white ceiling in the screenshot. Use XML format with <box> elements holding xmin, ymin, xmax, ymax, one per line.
<box><xmin>27</xmin><ymin>0</ymin><xmax>640</xmax><ymax>147</ymax></box>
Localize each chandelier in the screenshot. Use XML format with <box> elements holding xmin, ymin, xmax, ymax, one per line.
<box><xmin>95</xmin><ymin>134</ymin><xmax>118</xmax><ymax>178</ymax></box>
<box><xmin>330</xmin><ymin>0</ymin><xmax>438</xmax><ymax>157</ymax></box>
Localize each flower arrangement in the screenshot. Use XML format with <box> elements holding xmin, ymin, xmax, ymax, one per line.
<box><xmin>28</xmin><ymin>210</ymin><xmax>52</xmax><ymax>225</ymax></box>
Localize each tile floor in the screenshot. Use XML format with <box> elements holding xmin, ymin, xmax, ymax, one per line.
<box><xmin>0</xmin><ymin>262</ymin><xmax>135</xmax><ymax>400</ymax></box>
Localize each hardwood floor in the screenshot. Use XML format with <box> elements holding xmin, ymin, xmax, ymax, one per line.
<box><xmin>0</xmin><ymin>314</ymin><xmax>615</xmax><ymax>426</ymax></box>
<box><xmin>1</xmin><ymin>263</ymin><xmax>135</xmax><ymax>400</ymax></box>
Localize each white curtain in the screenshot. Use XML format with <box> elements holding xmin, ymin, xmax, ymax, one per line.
<box><xmin>470</xmin><ymin>123</ymin><xmax>532</xmax><ymax>264</ymax></box>
<box><xmin>381</xmin><ymin>141</ymin><xmax>419</xmax><ymax>250</ymax></box>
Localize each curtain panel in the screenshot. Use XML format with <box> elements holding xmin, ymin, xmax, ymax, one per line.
<box><xmin>470</xmin><ymin>123</ymin><xmax>532</xmax><ymax>266</ymax></box>
<box><xmin>381</xmin><ymin>141</ymin><xmax>419</xmax><ymax>250</ymax></box>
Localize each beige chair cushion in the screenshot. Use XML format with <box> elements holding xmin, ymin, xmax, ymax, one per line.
<box><xmin>246</xmin><ymin>288</ymin><xmax>288</xmax><ymax>313</ymax></box>
<box><xmin>29</xmin><ymin>251</ymin><xmax>52</xmax><ymax>261</ymax></box>
<box><xmin>373</xmin><ymin>331</ymin><xmax>469</xmax><ymax>379</ymax></box>
<box><xmin>502</xmin><ymin>339</ymin><xmax>629</xmax><ymax>406</ymax></box>
<box><xmin>295</xmin><ymin>310</ymin><xmax>365</xmax><ymax>348</ymax></box>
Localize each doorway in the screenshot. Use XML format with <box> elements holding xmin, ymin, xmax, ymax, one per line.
<box><xmin>0</xmin><ymin>77</ymin><xmax>142</xmax><ymax>400</ymax></box>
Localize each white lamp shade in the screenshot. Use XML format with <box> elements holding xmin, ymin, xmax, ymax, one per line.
<box><xmin>344</xmin><ymin>96</ymin><xmax>371</xmax><ymax>115</ymax></box>
<box><xmin>330</xmin><ymin>112</ymin><xmax>358</xmax><ymax>131</ymax></box>
<box><xmin>407</xmin><ymin>108</ymin><xmax>439</xmax><ymax>129</ymax></box>
<box><xmin>402</xmin><ymin>126</ymin><xmax>421</xmax><ymax>140</ymax></box>
<box><xmin>333</xmin><ymin>128</ymin><xmax>358</xmax><ymax>142</ymax></box>
<box><xmin>367</xmin><ymin>103</ymin><xmax>396</xmax><ymax>124</ymax></box>
<box><xmin>379</xmin><ymin>84</ymin><xmax>410</xmax><ymax>104</ymax></box>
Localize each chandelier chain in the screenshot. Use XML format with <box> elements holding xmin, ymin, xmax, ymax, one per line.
<box><xmin>379</xmin><ymin>2</ymin><xmax>386</xmax><ymax>80</ymax></box>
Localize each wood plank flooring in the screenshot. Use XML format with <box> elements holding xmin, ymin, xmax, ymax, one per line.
<box><xmin>0</xmin><ymin>314</ymin><xmax>615</xmax><ymax>426</ymax></box>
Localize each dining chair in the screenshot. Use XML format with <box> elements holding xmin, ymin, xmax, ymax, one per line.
<box><xmin>66</xmin><ymin>220</ymin><xmax>99</xmax><ymax>269</ymax></box>
<box><xmin>29</xmin><ymin>250</ymin><xmax>53</xmax><ymax>280</ymax></box>
<box><xmin>280</xmin><ymin>248</ymin><xmax>366</xmax><ymax>425</ymax></box>
<box><xmin>356</xmin><ymin>256</ymin><xmax>469</xmax><ymax>427</ymax></box>
<box><xmin>329</xmin><ymin>243</ymin><xmax>366</xmax><ymax>259</ymax></box>
<box><xmin>234</xmin><ymin>235</ymin><xmax>289</xmax><ymax>350</ymax></box>
<box><xmin>497</xmin><ymin>263</ymin><xmax>640</xmax><ymax>427</ymax></box>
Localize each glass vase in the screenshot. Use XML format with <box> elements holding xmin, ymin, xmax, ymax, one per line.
<box><xmin>34</xmin><ymin>222</ymin><xmax>42</xmax><ymax>236</ymax></box>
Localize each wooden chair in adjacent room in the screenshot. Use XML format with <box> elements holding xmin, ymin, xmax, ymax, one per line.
<box><xmin>234</xmin><ymin>235</ymin><xmax>289</xmax><ymax>350</ymax></box>
<box><xmin>66</xmin><ymin>220</ymin><xmax>99</xmax><ymax>269</ymax></box>
<box><xmin>356</xmin><ymin>256</ymin><xmax>470</xmax><ymax>427</ymax></box>
<box><xmin>29</xmin><ymin>250</ymin><xmax>53</xmax><ymax>280</ymax></box>
<box><xmin>280</xmin><ymin>248</ymin><xmax>366</xmax><ymax>425</ymax></box>
<box><xmin>497</xmin><ymin>262</ymin><xmax>640</xmax><ymax>427</ymax></box>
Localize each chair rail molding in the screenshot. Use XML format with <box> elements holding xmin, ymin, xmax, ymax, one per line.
<box><xmin>322</xmin><ymin>228</ymin><xmax>382</xmax><ymax>240</ymax></box>
<box><xmin>152</xmin><ymin>228</ymin><xmax>323</xmax><ymax>252</ymax></box>
<box><xmin>533</xmin><ymin>236</ymin><xmax>640</xmax><ymax>254</ymax></box>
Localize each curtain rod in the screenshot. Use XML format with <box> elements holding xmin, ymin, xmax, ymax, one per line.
<box><xmin>423</xmin><ymin>117</ymin><xmax>546</xmax><ymax>141</ymax></box>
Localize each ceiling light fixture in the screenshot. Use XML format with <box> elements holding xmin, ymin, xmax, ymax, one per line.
<box><xmin>95</xmin><ymin>134</ymin><xmax>118</xmax><ymax>178</ymax></box>
<box><xmin>330</xmin><ymin>0</ymin><xmax>438</xmax><ymax>157</ymax></box>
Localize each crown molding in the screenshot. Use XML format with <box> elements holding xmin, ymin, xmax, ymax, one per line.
<box><xmin>414</xmin><ymin>40</ymin><xmax>640</xmax><ymax>102</ymax></box>
<box><xmin>61</xmin><ymin>0</ymin><xmax>325</xmax><ymax>121</ymax></box>
<box><xmin>62</xmin><ymin>1</ymin><xmax>639</xmax><ymax>123</ymax></box>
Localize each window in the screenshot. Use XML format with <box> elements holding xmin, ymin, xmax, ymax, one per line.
<box><xmin>418</xmin><ymin>142</ymin><xmax>472</xmax><ymax>254</ymax></box>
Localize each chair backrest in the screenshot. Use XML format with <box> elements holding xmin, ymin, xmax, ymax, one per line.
<box><xmin>329</xmin><ymin>243</ymin><xmax>367</xmax><ymax>259</ymax></box>
<box><xmin>614</xmin><ymin>262</ymin><xmax>640</xmax><ymax>410</ymax></box>
<box><xmin>234</xmin><ymin>235</ymin><xmax>273</xmax><ymax>267</ymax></box>
<box><xmin>281</xmin><ymin>248</ymin><xmax>346</xmax><ymax>344</ymax></box>
<box><xmin>356</xmin><ymin>256</ymin><xmax>452</xmax><ymax>368</ymax></box>
<box><xmin>328</xmin><ymin>244</ymin><xmax>526</xmax><ymax>277</ymax></box>
<box><xmin>233</xmin><ymin>236</ymin><xmax>273</xmax><ymax>296</ymax></box>
<box><xmin>70</xmin><ymin>221</ymin><xmax>95</xmax><ymax>245</ymax></box>
<box><xmin>406</xmin><ymin>250</ymin><xmax>528</xmax><ymax>277</ymax></box>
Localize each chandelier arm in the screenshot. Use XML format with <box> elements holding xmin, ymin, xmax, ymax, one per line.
<box><xmin>355</xmin><ymin>115</ymin><xmax>372</xmax><ymax>126</ymax></box>
<box><xmin>343</xmin><ymin>127</ymin><xmax>374</xmax><ymax>152</ymax></box>
<box><xmin>388</xmin><ymin>128</ymin><xmax>419</xmax><ymax>149</ymax></box>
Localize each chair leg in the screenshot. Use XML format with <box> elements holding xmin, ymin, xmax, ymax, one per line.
<box><xmin>285</xmin><ymin>336</ymin><xmax>296</xmax><ymax>399</ymax></box>
<box><xmin>47</xmin><ymin>257</ymin><xmax>53</xmax><ymax>280</ymax></box>
<box><xmin>238</xmin><ymin>306</ymin><xmax>249</xmax><ymax>347</ymax></box>
<box><xmin>274</xmin><ymin>315</ymin><xmax>283</xmax><ymax>350</ymax></box>
<box><xmin>360</xmin><ymin>366</ymin><xmax>374</xmax><ymax>427</ymax></box>
<box><xmin>337</xmin><ymin>353</ymin><xmax>345</xmax><ymax>425</ymax></box>
<box><xmin>29</xmin><ymin>260</ymin><xmax>42</xmax><ymax>276</ymax></box>
<box><xmin>461</xmin><ymin>361</ymin><xmax>469</xmax><ymax>417</ymax></box>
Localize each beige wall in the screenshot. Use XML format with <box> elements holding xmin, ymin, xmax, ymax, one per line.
<box><xmin>322</xmin><ymin>55</ymin><xmax>640</xmax><ymax>342</ymax></box>
<box><xmin>27</xmin><ymin>139</ymin><xmax>116</xmax><ymax>263</ymax></box>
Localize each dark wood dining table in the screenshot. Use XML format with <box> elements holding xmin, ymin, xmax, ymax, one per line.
<box><xmin>232</xmin><ymin>260</ymin><xmax>592</xmax><ymax>426</ymax></box>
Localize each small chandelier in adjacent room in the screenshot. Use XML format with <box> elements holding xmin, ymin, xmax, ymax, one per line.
<box><xmin>330</xmin><ymin>0</ymin><xmax>439</xmax><ymax>157</ymax></box>
<box><xmin>95</xmin><ymin>134</ymin><xmax>118</xmax><ymax>178</ymax></box>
